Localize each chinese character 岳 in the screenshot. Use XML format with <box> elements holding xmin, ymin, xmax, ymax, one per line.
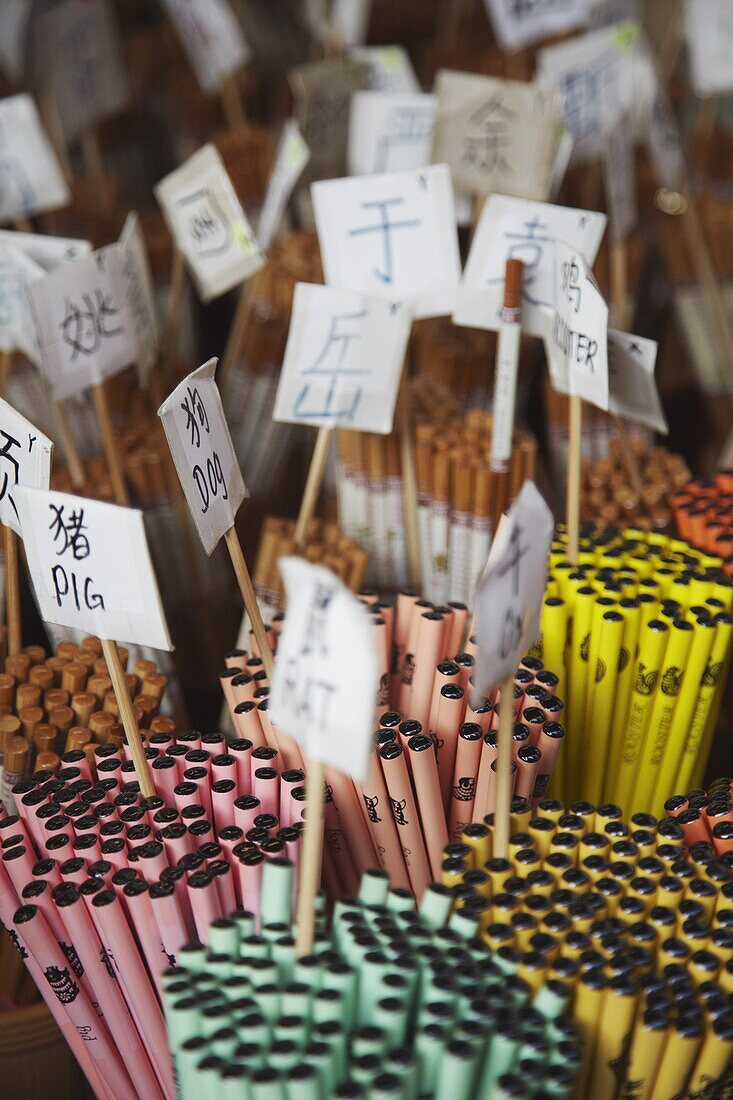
<box><xmin>294</xmin><ymin>309</ymin><xmax>369</xmax><ymax>423</ymax></box>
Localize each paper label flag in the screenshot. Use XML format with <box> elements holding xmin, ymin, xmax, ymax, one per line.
<box><xmin>312</xmin><ymin>164</ymin><xmax>461</xmax><ymax>320</ymax></box>
<box><xmin>270</xmin><ymin>557</ymin><xmax>378</xmax><ymax>781</ymax></box>
<box><xmin>155</xmin><ymin>144</ymin><xmax>265</xmax><ymax>303</ymax></box>
<box><xmin>474</xmin><ymin>481</ymin><xmax>554</xmax><ymax>692</ymax></box>
<box><xmin>158</xmin><ymin>358</ymin><xmax>247</xmax><ymax>556</ymax></box>
<box><xmin>454</xmin><ymin>194</ymin><xmax>606</xmax><ymax>336</ymax></box>
<box><xmin>432</xmin><ymin>70</ymin><xmax>562</xmax><ymax>200</ymax></box>
<box><xmin>0</xmin><ymin>400</ymin><xmax>52</xmax><ymax>537</ymax></box>
<box><xmin>274</xmin><ymin>283</ymin><xmax>411</xmax><ymax>433</ymax></box>
<box><xmin>17</xmin><ymin>487</ymin><xmax>172</xmax><ymax>650</ymax></box>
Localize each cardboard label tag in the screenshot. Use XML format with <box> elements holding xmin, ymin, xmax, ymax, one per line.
<box><xmin>158</xmin><ymin>358</ymin><xmax>247</xmax><ymax>556</ymax></box>
<box><xmin>270</xmin><ymin>556</ymin><xmax>378</xmax><ymax>781</ymax></box>
<box><xmin>312</xmin><ymin>164</ymin><xmax>461</xmax><ymax>320</ymax></box>
<box><xmin>474</xmin><ymin>481</ymin><xmax>554</xmax><ymax>692</ymax></box>
<box><xmin>28</xmin><ymin>246</ymin><xmax>138</xmax><ymax>401</ymax></box>
<box><xmin>0</xmin><ymin>400</ymin><xmax>52</xmax><ymax>536</ymax></box>
<box><xmin>454</xmin><ymin>194</ymin><xmax>606</xmax><ymax>336</ymax></box>
<box><xmin>348</xmin><ymin>91</ymin><xmax>435</xmax><ymax>177</ymax></box>
<box><xmin>432</xmin><ymin>70</ymin><xmax>562</xmax><ymax>200</ymax></box>
<box><xmin>273</xmin><ymin>283</ymin><xmax>412</xmax><ymax>433</ymax></box>
<box><xmin>608</xmin><ymin>328</ymin><xmax>667</xmax><ymax>434</ymax></box>
<box><xmin>155</xmin><ymin>144</ymin><xmax>265</xmax><ymax>303</ymax></box>
<box><xmin>0</xmin><ymin>94</ymin><xmax>70</xmax><ymax>221</ymax></box>
<box><xmin>160</xmin><ymin>0</ymin><xmax>250</xmax><ymax>93</ymax></box>
<box><xmin>258</xmin><ymin>120</ymin><xmax>310</xmax><ymax>251</ymax></box>
<box><xmin>17</xmin><ymin>487</ymin><xmax>172</xmax><ymax>650</ymax></box>
<box><xmin>547</xmin><ymin>238</ymin><xmax>609</xmax><ymax>411</ymax></box>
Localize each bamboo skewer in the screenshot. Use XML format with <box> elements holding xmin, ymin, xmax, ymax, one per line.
<box><xmin>52</xmin><ymin>402</ymin><xmax>85</xmax><ymax>490</ymax></box>
<box><xmin>294</xmin><ymin>427</ymin><xmax>333</xmax><ymax>549</ymax></box>
<box><xmin>224</xmin><ymin>526</ymin><xmax>275</xmax><ymax>682</ymax></box>
<box><xmin>91</xmin><ymin>384</ymin><xmax>129</xmax><ymax>507</ymax></box>
<box><xmin>3</xmin><ymin>526</ymin><xmax>21</xmax><ymax>657</ymax></box>
<box><xmin>493</xmin><ymin>675</ymin><xmax>514</xmax><ymax>861</ymax></box>
<box><xmin>101</xmin><ymin>638</ymin><xmax>155</xmax><ymax>799</ymax></box>
<box><xmin>567</xmin><ymin>394</ymin><xmax>582</xmax><ymax>564</ymax></box>
<box><xmin>294</xmin><ymin>758</ymin><xmax>324</xmax><ymax>957</ymax></box>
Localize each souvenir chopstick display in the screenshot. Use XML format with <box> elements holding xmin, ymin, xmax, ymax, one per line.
<box><xmin>543</xmin><ymin>524</ymin><xmax>733</xmax><ymax>816</ymax></box>
<box><xmin>580</xmin><ymin>443</ymin><xmax>691</xmax><ymax>532</ymax></box>
<box><xmin>219</xmin><ymin>589</ymin><xmax>565</xmax><ymax>903</ymax></box>
<box><xmin>0</xmin><ymin>636</ymin><xmax>169</xmax><ymax>811</ymax></box>
<box><xmin>163</xmin><ymin>867</ymin><xmax>580</xmax><ymax>1100</ymax></box>
<box><xmin>253</xmin><ymin>516</ymin><xmax>369</xmax><ymax>622</ymax></box>
<box><xmin>335</xmin><ymin>404</ymin><xmax>538</xmax><ymax>604</ymax></box>
<box><xmin>450</xmin><ymin>798</ymin><xmax>733</xmax><ymax>1099</ymax></box>
<box><xmin>672</xmin><ymin>472</ymin><xmax>733</xmax><ymax>570</ymax></box>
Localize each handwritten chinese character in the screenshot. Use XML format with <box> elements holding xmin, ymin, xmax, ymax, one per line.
<box><xmin>348</xmin><ymin>198</ymin><xmax>420</xmax><ymax>284</ymax></box>
<box><xmin>180</xmin><ymin>386</ymin><xmax>210</xmax><ymax>448</ymax></box>
<box><xmin>375</xmin><ymin>106</ymin><xmax>434</xmax><ymax>172</ymax></box>
<box><xmin>60</xmin><ymin>291</ymin><xmax>123</xmax><ymax>360</ymax></box>
<box><xmin>294</xmin><ymin>309</ymin><xmax>369</xmax><ymax>422</ymax></box>
<box><xmin>49</xmin><ymin>504</ymin><xmax>90</xmax><ymax>560</ymax></box>
<box><xmin>176</xmin><ymin>189</ymin><xmax>230</xmax><ymax>258</ymax></box>
<box><xmin>0</xmin><ymin>430</ymin><xmax>20</xmax><ymax>520</ymax></box>
<box><xmin>463</xmin><ymin>95</ymin><xmax>517</xmax><ymax>176</ymax></box>
<box><xmin>488</xmin><ymin>216</ymin><xmax>553</xmax><ymax>308</ymax></box>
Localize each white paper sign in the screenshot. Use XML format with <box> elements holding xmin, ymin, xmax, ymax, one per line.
<box><xmin>0</xmin><ymin>401</ymin><xmax>52</xmax><ymax>536</ymax></box>
<box><xmin>608</xmin><ymin>328</ymin><xmax>667</xmax><ymax>434</ymax></box>
<box><xmin>17</xmin><ymin>487</ymin><xmax>172</xmax><ymax>650</ymax></box>
<box><xmin>155</xmin><ymin>144</ymin><xmax>265</xmax><ymax>303</ymax></box>
<box><xmin>454</xmin><ymin>194</ymin><xmax>607</xmax><ymax>336</ymax></box>
<box><xmin>158</xmin><ymin>358</ymin><xmax>247</xmax><ymax>557</ymax></box>
<box><xmin>332</xmin><ymin>0</ymin><xmax>372</xmax><ymax>47</ymax></box>
<box><xmin>348</xmin><ymin>92</ymin><xmax>435</xmax><ymax>176</ymax></box>
<box><xmin>258</xmin><ymin>121</ymin><xmax>310</xmax><ymax>251</ymax></box>
<box><xmin>31</xmin><ymin>0</ymin><xmax>130</xmax><ymax>141</ymax></box>
<box><xmin>432</xmin><ymin>71</ymin><xmax>562</xmax><ymax>201</ymax></box>
<box><xmin>536</xmin><ymin>21</ymin><xmax>655</xmax><ymax>163</ymax></box>
<box><xmin>685</xmin><ymin>0</ymin><xmax>733</xmax><ymax>97</ymax></box>
<box><xmin>274</xmin><ymin>283</ymin><xmax>411</xmax><ymax>433</ymax></box>
<box><xmin>547</xmin><ymin>239</ymin><xmax>609</xmax><ymax>410</ymax></box>
<box><xmin>120</xmin><ymin>213</ymin><xmax>158</xmax><ymax>385</ymax></box>
<box><xmin>312</xmin><ymin>164</ymin><xmax>461</xmax><ymax>320</ymax></box>
<box><xmin>645</xmin><ymin>83</ymin><xmax>684</xmax><ymax>191</ymax></box>
<box><xmin>483</xmin><ymin>0</ymin><xmax>590</xmax><ymax>52</ymax></box>
<box><xmin>28</xmin><ymin>246</ymin><xmax>136</xmax><ymax>401</ymax></box>
<box><xmin>602</xmin><ymin>113</ymin><xmax>636</xmax><ymax>243</ymax></box>
<box><xmin>270</xmin><ymin>557</ymin><xmax>378</xmax><ymax>781</ymax></box>
<box><xmin>0</xmin><ymin>231</ymin><xmax>91</xmax><ymax>270</ymax></box>
<box><xmin>160</xmin><ymin>0</ymin><xmax>250</xmax><ymax>94</ymax></box>
<box><xmin>349</xmin><ymin>45</ymin><xmax>421</xmax><ymax>94</ymax></box>
<box><xmin>474</xmin><ymin>481</ymin><xmax>553</xmax><ymax>692</ymax></box>
<box><xmin>0</xmin><ymin>1</ymin><xmax>32</xmax><ymax>80</ymax></box>
<box><xmin>0</xmin><ymin>243</ymin><xmax>43</xmax><ymax>366</ymax></box>
<box><xmin>0</xmin><ymin>95</ymin><xmax>70</xmax><ymax>222</ymax></box>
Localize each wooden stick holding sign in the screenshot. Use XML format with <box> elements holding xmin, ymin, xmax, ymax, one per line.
<box><xmin>397</xmin><ymin>375</ymin><xmax>421</xmax><ymax>588</ymax></box>
<box><xmin>473</xmin><ymin>483</ymin><xmax>554</xmax><ymax>859</ymax></box>
<box><xmin>0</xmin><ymin>402</ymin><xmax>53</xmax><ymax>657</ymax></box>
<box><xmin>547</xmin><ymin>242</ymin><xmax>610</xmax><ymax>566</ymax></box>
<box><xmin>15</xmin><ymin>487</ymin><xmax>172</xmax><ymax>799</ymax></box>
<box><xmin>490</xmin><ymin>259</ymin><xmax>524</xmax><ymax>535</ymax></box>
<box><xmin>91</xmin><ymin>383</ymin><xmax>129</xmax><ymax>507</ymax></box>
<box><xmin>52</xmin><ymin>402</ymin><xmax>86</xmax><ymax>490</ymax></box>
<box><xmin>158</xmin><ymin>358</ymin><xmax>275</xmax><ymax>681</ymax></box>
<box><xmin>294</xmin><ymin>426</ymin><xmax>334</xmax><ymax>548</ymax></box>
<box><xmin>270</xmin><ymin>557</ymin><xmax>378</xmax><ymax>954</ymax></box>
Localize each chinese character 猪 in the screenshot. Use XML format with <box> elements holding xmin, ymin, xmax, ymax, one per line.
<box><xmin>49</xmin><ymin>504</ymin><xmax>90</xmax><ymax>560</ymax></box>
